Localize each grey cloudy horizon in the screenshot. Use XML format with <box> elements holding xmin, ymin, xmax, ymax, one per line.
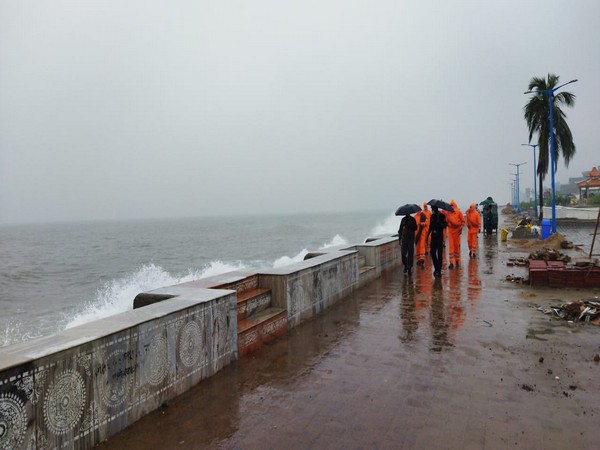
<box><xmin>1</xmin><ymin>0</ymin><xmax>599</xmax><ymax>225</ymax></box>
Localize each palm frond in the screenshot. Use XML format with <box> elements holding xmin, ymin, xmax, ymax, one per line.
<box><xmin>522</xmin><ymin>73</ymin><xmax>576</xmax><ymax>179</ymax></box>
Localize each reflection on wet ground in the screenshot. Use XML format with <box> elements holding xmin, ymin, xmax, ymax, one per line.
<box><xmin>399</xmin><ymin>244</ymin><xmax>485</xmax><ymax>352</ymax></box>
<box><xmin>99</xmin><ymin>230</ymin><xmax>600</xmax><ymax>450</ymax></box>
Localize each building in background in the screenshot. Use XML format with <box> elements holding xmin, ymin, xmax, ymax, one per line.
<box><xmin>577</xmin><ymin>166</ymin><xmax>600</xmax><ymax>202</ymax></box>
<box><xmin>558</xmin><ymin>176</ymin><xmax>585</xmax><ymax>196</ymax></box>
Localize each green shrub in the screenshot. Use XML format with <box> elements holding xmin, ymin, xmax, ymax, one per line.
<box><xmin>588</xmin><ymin>193</ymin><xmax>600</xmax><ymax>205</ymax></box>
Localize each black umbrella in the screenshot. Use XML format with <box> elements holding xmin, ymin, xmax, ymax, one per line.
<box><xmin>427</xmin><ymin>199</ymin><xmax>454</xmax><ymax>212</ymax></box>
<box><xmin>395</xmin><ymin>203</ymin><xmax>422</xmax><ymax>216</ymax></box>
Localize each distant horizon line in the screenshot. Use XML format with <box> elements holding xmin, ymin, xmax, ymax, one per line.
<box><xmin>0</xmin><ymin>207</ymin><xmax>393</xmax><ymax>228</ymax></box>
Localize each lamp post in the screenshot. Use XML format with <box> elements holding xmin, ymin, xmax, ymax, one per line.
<box><xmin>522</xmin><ymin>143</ymin><xmax>538</xmax><ymax>219</ymax></box>
<box><xmin>524</xmin><ymin>78</ymin><xmax>578</xmax><ymax>234</ymax></box>
<box><xmin>510</xmin><ymin>162</ymin><xmax>527</xmax><ymax>212</ymax></box>
<box><xmin>509</xmin><ymin>181</ymin><xmax>515</xmax><ymax>207</ymax></box>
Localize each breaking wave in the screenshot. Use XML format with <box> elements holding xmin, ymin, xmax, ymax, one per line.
<box><xmin>370</xmin><ymin>214</ymin><xmax>398</xmax><ymax>236</ymax></box>
<box><xmin>66</xmin><ymin>234</ymin><xmax>352</xmax><ymax>330</ymax></box>
<box><xmin>65</xmin><ymin>261</ymin><xmax>246</xmax><ymax>329</ymax></box>
<box><xmin>272</xmin><ymin>234</ymin><xmax>349</xmax><ymax>268</ymax></box>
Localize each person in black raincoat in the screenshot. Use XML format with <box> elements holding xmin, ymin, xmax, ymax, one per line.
<box><xmin>483</xmin><ymin>204</ymin><xmax>494</xmax><ymax>236</ymax></box>
<box><xmin>398</xmin><ymin>213</ymin><xmax>418</xmax><ymax>276</ymax></box>
<box><xmin>427</xmin><ymin>206</ymin><xmax>447</xmax><ymax>277</ymax></box>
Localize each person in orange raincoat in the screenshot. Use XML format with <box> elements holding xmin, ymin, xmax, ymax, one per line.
<box><xmin>413</xmin><ymin>203</ymin><xmax>430</xmax><ymax>265</ymax></box>
<box><xmin>422</xmin><ymin>202</ymin><xmax>432</xmax><ymax>253</ymax></box>
<box><xmin>465</xmin><ymin>203</ymin><xmax>481</xmax><ymax>258</ymax></box>
<box><xmin>445</xmin><ymin>199</ymin><xmax>464</xmax><ymax>269</ymax></box>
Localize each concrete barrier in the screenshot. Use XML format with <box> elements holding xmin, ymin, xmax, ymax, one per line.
<box><xmin>542</xmin><ymin>205</ymin><xmax>600</xmax><ymax>220</ymax></box>
<box><xmin>260</xmin><ymin>250</ymin><xmax>358</xmax><ymax>328</ymax></box>
<box><xmin>0</xmin><ymin>235</ymin><xmax>400</xmax><ymax>449</ymax></box>
<box><xmin>0</xmin><ymin>290</ymin><xmax>237</xmax><ymax>450</ymax></box>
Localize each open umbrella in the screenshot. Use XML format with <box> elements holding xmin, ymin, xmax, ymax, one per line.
<box><xmin>427</xmin><ymin>199</ymin><xmax>454</xmax><ymax>212</ymax></box>
<box><xmin>479</xmin><ymin>197</ymin><xmax>494</xmax><ymax>206</ymax></box>
<box><xmin>395</xmin><ymin>204</ymin><xmax>422</xmax><ymax>216</ymax></box>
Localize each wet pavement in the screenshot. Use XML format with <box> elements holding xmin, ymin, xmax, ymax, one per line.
<box><xmin>552</xmin><ymin>221</ymin><xmax>599</xmax><ymax>256</ymax></box>
<box><xmin>97</xmin><ymin>224</ymin><xmax>600</xmax><ymax>450</ymax></box>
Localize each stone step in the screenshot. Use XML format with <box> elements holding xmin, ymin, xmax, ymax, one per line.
<box><xmin>237</xmin><ymin>287</ymin><xmax>272</xmax><ymax>321</ymax></box>
<box><xmin>359</xmin><ymin>265</ymin><xmax>375</xmax><ymax>275</ymax></box>
<box><xmin>238</xmin><ymin>307</ymin><xmax>288</xmax><ymax>357</ymax></box>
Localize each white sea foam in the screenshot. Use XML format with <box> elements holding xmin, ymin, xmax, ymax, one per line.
<box><xmin>65</xmin><ymin>261</ymin><xmax>246</xmax><ymax>329</ymax></box>
<box><xmin>370</xmin><ymin>214</ymin><xmax>398</xmax><ymax>236</ymax></box>
<box><xmin>272</xmin><ymin>249</ymin><xmax>309</xmax><ymax>268</ymax></box>
<box><xmin>2</xmin><ymin>322</ymin><xmax>43</xmax><ymax>347</ymax></box>
<box><xmin>272</xmin><ymin>234</ymin><xmax>349</xmax><ymax>268</ymax></box>
<box><xmin>320</xmin><ymin>234</ymin><xmax>348</xmax><ymax>249</ymax></box>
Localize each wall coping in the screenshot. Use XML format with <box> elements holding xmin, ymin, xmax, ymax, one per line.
<box><xmin>259</xmin><ymin>250</ymin><xmax>357</xmax><ymax>276</ymax></box>
<box><xmin>353</xmin><ymin>236</ymin><xmax>397</xmax><ymax>247</ymax></box>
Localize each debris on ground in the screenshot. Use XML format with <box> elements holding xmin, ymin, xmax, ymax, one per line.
<box><xmin>505</xmin><ymin>274</ymin><xmax>526</xmax><ymax>283</ymax></box>
<box><xmin>528</xmin><ymin>248</ymin><xmax>571</xmax><ymax>263</ymax></box>
<box><xmin>543</xmin><ymin>233</ymin><xmax>574</xmax><ymax>249</ymax></box>
<box><xmin>560</xmin><ymin>240</ymin><xmax>575</xmax><ymax>249</ymax></box>
<box><xmin>538</xmin><ymin>299</ymin><xmax>600</xmax><ymax>325</ymax></box>
<box><xmin>516</xmin><ymin>232</ymin><xmax>579</xmax><ymax>252</ymax></box>
<box><xmin>511</xmin><ymin>223</ymin><xmax>538</xmax><ymax>239</ymax></box>
<box><xmin>506</xmin><ymin>257</ymin><xmax>528</xmax><ymax>267</ymax></box>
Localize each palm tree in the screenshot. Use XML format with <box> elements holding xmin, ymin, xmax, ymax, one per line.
<box><xmin>523</xmin><ymin>73</ymin><xmax>576</xmax><ymax>220</ymax></box>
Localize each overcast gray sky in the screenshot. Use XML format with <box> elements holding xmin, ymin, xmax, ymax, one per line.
<box><xmin>1</xmin><ymin>0</ymin><xmax>599</xmax><ymax>224</ymax></box>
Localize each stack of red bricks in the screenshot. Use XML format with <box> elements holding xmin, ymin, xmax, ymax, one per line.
<box><xmin>583</xmin><ymin>267</ymin><xmax>600</xmax><ymax>287</ymax></box>
<box><xmin>547</xmin><ymin>261</ymin><xmax>566</xmax><ymax>288</ymax></box>
<box><xmin>529</xmin><ymin>259</ymin><xmax>600</xmax><ymax>288</ymax></box>
<box><xmin>529</xmin><ymin>259</ymin><xmax>551</xmax><ymax>286</ymax></box>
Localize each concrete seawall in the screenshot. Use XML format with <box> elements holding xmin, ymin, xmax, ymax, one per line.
<box><xmin>0</xmin><ymin>236</ymin><xmax>400</xmax><ymax>449</ymax></box>
<box><xmin>541</xmin><ymin>205</ymin><xmax>600</xmax><ymax>220</ymax></box>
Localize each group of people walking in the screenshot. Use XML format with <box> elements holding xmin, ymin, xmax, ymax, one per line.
<box><xmin>398</xmin><ymin>201</ymin><xmax>482</xmax><ymax>277</ymax></box>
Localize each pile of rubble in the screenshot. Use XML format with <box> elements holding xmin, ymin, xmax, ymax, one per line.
<box><xmin>506</xmin><ymin>257</ymin><xmax>528</xmax><ymax>267</ymax></box>
<box><xmin>505</xmin><ymin>274</ymin><xmax>527</xmax><ymax>283</ymax></box>
<box><xmin>516</xmin><ymin>232</ymin><xmax>577</xmax><ymax>251</ymax></box>
<box><xmin>538</xmin><ymin>299</ymin><xmax>600</xmax><ymax>325</ymax></box>
<box><xmin>528</xmin><ymin>248</ymin><xmax>571</xmax><ymax>263</ymax></box>
<box><xmin>501</xmin><ymin>204</ymin><xmax>516</xmax><ymax>215</ymax></box>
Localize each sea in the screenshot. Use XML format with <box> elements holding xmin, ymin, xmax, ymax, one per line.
<box><xmin>0</xmin><ymin>210</ymin><xmax>398</xmax><ymax>348</ymax></box>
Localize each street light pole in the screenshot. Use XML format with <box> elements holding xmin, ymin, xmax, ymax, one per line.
<box><xmin>510</xmin><ymin>162</ymin><xmax>527</xmax><ymax>213</ymax></box>
<box><xmin>524</xmin><ymin>78</ymin><xmax>578</xmax><ymax>234</ymax></box>
<box><xmin>522</xmin><ymin>143</ymin><xmax>539</xmax><ymax>219</ymax></box>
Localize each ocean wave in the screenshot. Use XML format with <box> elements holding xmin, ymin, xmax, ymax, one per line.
<box><xmin>320</xmin><ymin>234</ymin><xmax>348</xmax><ymax>249</ymax></box>
<box><xmin>370</xmin><ymin>214</ymin><xmax>398</xmax><ymax>237</ymax></box>
<box><xmin>272</xmin><ymin>250</ymin><xmax>309</xmax><ymax>268</ymax></box>
<box><xmin>67</xmin><ymin>234</ymin><xmax>352</xmax><ymax>330</ymax></box>
<box><xmin>64</xmin><ymin>261</ymin><xmax>246</xmax><ymax>329</ymax></box>
<box><xmin>272</xmin><ymin>234</ymin><xmax>349</xmax><ymax>268</ymax></box>
<box><xmin>2</xmin><ymin>214</ymin><xmax>392</xmax><ymax>347</ymax></box>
